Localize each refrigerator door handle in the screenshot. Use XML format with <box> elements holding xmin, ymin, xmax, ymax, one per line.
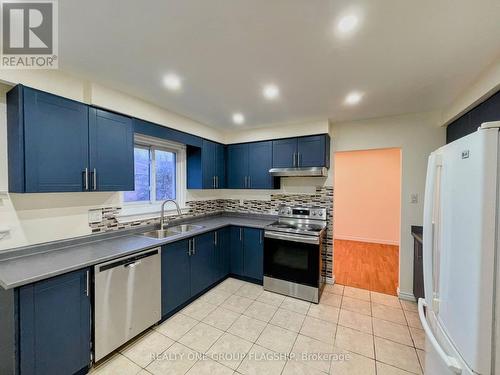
<box><xmin>418</xmin><ymin>299</ymin><xmax>462</xmax><ymax>374</ymax></box>
<box><xmin>423</xmin><ymin>153</ymin><xmax>442</xmax><ymax>311</ymax></box>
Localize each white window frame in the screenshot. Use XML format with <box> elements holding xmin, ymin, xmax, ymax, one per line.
<box><xmin>119</xmin><ymin>135</ymin><xmax>186</xmax><ymax>221</ymax></box>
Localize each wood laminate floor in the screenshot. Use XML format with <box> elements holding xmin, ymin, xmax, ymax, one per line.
<box><xmin>334</xmin><ymin>239</ymin><xmax>399</xmax><ymax>296</ymax></box>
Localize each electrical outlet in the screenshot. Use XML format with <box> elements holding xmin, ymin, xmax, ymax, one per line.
<box><xmin>88</xmin><ymin>209</ymin><xmax>103</xmax><ymax>224</ymax></box>
<box><xmin>410</xmin><ymin>193</ymin><xmax>418</xmax><ymax>204</ymax></box>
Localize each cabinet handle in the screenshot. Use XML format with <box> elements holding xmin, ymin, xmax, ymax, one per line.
<box><xmin>214</xmin><ymin>231</ymin><xmax>218</xmax><ymax>246</ymax></box>
<box><xmin>293</xmin><ymin>152</ymin><xmax>297</xmax><ymax>167</ymax></box>
<box><xmin>92</xmin><ymin>168</ymin><xmax>97</xmax><ymax>190</ymax></box>
<box><xmin>244</xmin><ymin>176</ymin><xmax>247</xmax><ymax>188</ymax></box>
<box><xmin>216</xmin><ymin>176</ymin><xmax>219</xmax><ymax>188</ymax></box>
<box><xmin>83</xmin><ymin>168</ymin><xmax>89</xmax><ymax>191</ymax></box>
<box><xmin>248</xmin><ymin>176</ymin><xmax>251</xmax><ymax>188</ymax></box>
<box><xmin>188</xmin><ymin>239</ymin><xmax>192</xmax><ymax>255</ymax></box>
<box><xmin>260</xmin><ymin>231</ymin><xmax>263</xmax><ymax>244</ymax></box>
<box><xmin>85</xmin><ymin>270</ymin><xmax>90</xmax><ymax>297</ymax></box>
<box><xmin>239</xmin><ymin>228</ymin><xmax>243</xmax><ymax>241</ymax></box>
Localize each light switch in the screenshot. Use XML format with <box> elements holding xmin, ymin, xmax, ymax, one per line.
<box><xmin>410</xmin><ymin>193</ymin><xmax>418</xmax><ymax>204</ymax></box>
<box><xmin>88</xmin><ymin>209</ymin><xmax>103</xmax><ymax>223</ymax></box>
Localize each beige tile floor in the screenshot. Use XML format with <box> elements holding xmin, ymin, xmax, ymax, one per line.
<box><xmin>89</xmin><ymin>279</ymin><xmax>426</xmax><ymax>375</ymax></box>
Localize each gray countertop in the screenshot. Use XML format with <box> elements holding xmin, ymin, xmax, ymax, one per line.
<box><xmin>0</xmin><ymin>213</ymin><xmax>276</xmax><ymax>290</ymax></box>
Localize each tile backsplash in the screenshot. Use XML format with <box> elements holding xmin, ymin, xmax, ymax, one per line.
<box><xmin>89</xmin><ymin>186</ymin><xmax>334</xmax><ymax>280</ymax></box>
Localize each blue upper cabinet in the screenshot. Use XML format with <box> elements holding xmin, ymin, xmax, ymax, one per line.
<box><xmin>248</xmin><ymin>141</ymin><xmax>274</xmax><ymax>189</ymax></box>
<box><xmin>187</xmin><ymin>140</ymin><xmax>226</xmax><ymax>189</ymax></box>
<box><xmin>18</xmin><ymin>269</ymin><xmax>91</xmax><ymax>375</ymax></box>
<box><xmin>227</xmin><ymin>141</ymin><xmax>279</xmax><ymax>189</ymax></box>
<box><xmin>89</xmin><ymin>108</ymin><xmax>134</xmax><ymax>191</ymax></box>
<box><xmin>272</xmin><ymin>138</ymin><xmax>298</xmax><ymax>168</ymax></box>
<box><xmin>7</xmin><ymin>85</ymin><xmax>90</xmax><ymax>193</ymax></box>
<box><xmin>272</xmin><ymin>134</ymin><xmax>330</xmax><ymax>168</ymax></box>
<box><xmin>6</xmin><ymin>85</ymin><xmax>135</xmax><ymax>193</ymax></box>
<box><xmin>227</xmin><ymin>143</ymin><xmax>248</xmax><ymax>188</ymax></box>
<box><xmin>297</xmin><ymin>135</ymin><xmax>330</xmax><ymax>167</ymax></box>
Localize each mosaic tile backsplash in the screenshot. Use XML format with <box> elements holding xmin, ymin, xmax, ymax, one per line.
<box><xmin>90</xmin><ymin>186</ymin><xmax>334</xmax><ymax>280</ymax></box>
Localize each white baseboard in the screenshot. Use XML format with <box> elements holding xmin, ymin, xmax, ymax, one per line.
<box><xmin>334</xmin><ymin>234</ymin><xmax>399</xmax><ymax>246</ymax></box>
<box><xmin>397</xmin><ymin>288</ymin><xmax>416</xmax><ymax>301</ymax></box>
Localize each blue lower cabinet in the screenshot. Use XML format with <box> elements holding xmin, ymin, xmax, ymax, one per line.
<box><xmin>230</xmin><ymin>226</ymin><xmax>264</xmax><ymax>281</ymax></box>
<box><xmin>190</xmin><ymin>232</ymin><xmax>215</xmax><ymax>296</ymax></box>
<box><xmin>242</xmin><ymin>228</ymin><xmax>264</xmax><ymax>281</ymax></box>
<box><xmin>19</xmin><ymin>269</ymin><xmax>91</xmax><ymax>375</ymax></box>
<box><xmin>214</xmin><ymin>227</ymin><xmax>230</xmax><ymax>281</ymax></box>
<box><xmin>161</xmin><ymin>240</ymin><xmax>191</xmax><ymax>317</ymax></box>
<box><xmin>230</xmin><ymin>226</ymin><xmax>244</xmax><ymax>276</ymax></box>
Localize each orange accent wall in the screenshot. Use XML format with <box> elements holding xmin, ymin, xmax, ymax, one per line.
<box><xmin>334</xmin><ymin>148</ymin><xmax>401</xmax><ymax>245</ymax></box>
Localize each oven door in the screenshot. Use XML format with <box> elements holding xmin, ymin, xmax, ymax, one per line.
<box><xmin>264</xmin><ymin>231</ymin><xmax>320</xmax><ymax>288</ymax></box>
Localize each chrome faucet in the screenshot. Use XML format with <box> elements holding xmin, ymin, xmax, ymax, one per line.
<box><xmin>160</xmin><ymin>199</ymin><xmax>182</xmax><ymax>230</ymax></box>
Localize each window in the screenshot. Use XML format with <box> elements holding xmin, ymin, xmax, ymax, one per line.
<box><xmin>123</xmin><ymin>135</ymin><xmax>185</xmax><ymax>207</ymax></box>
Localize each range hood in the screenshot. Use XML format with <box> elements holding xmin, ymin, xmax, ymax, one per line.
<box><xmin>269</xmin><ymin>167</ymin><xmax>328</xmax><ymax>177</ymax></box>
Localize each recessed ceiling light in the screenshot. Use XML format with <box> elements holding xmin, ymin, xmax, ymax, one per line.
<box><xmin>337</xmin><ymin>14</ymin><xmax>359</xmax><ymax>34</ymax></box>
<box><xmin>232</xmin><ymin>113</ymin><xmax>245</xmax><ymax>125</ymax></box>
<box><xmin>344</xmin><ymin>91</ymin><xmax>363</xmax><ymax>105</ymax></box>
<box><xmin>163</xmin><ymin>73</ymin><xmax>182</xmax><ymax>91</ymax></box>
<box><xmin>263</xmin><ymin>84</ymin><xmax>280</xmax><ymax>100</ymax></box>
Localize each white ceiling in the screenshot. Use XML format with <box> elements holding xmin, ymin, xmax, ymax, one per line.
<box><xmin>59</xmin><ymin>0</ymin><xmax>500</xmax><ymax>129</ymax></box>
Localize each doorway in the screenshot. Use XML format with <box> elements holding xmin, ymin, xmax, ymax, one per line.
<box><xmin>333</xmin><ymin>148</ymin><xmax>401</xmax><ymax>295</ymax></box>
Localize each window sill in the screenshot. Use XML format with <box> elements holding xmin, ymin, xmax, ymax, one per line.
<box><xmin>116</xmin><ymin>203</ymin><xmax>188</xmax><ymax>224</ymax></box>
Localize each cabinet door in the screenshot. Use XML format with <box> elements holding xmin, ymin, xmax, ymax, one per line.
<box><xmin>243</xmin><ymin>228</ymin><xmax>264</xmax><ymax>281</ymax></box>
<box><xmin>227</xmin><ymin>144</ymin><xmax>249</xmax><ymax>188</ymax></box>
<box><xmin>272</xmin><ymin>138</ymin><xmax>297</xmax><ymax>168</ymax></box>
<box><xmin>201</xmin><ymin>140</ymin><xmax>216</xmax><ymax>189</ymax></box>
<box><xmin>297</xmin><ymin>135</ymin><xmax>327</xmax><ymax>167</ymax></box>
<box><xmin>19</xmin><ymin>269</ymin><xmax>91</xmax><ymax>375</ymax></box>
<box><xmin>230</xmin><ymin>226</ymin><xmax>244</xmax><ymax>276</ymax></box>
<box><xmin>161</xmin><ymin>240</ymin><xmax>191</xmax><ymax>317</ymax></box>
<box><xmin>215</xmin><ymin>143</ymin><xmax>226</xmax><ymax>188</ymax></box>
<box><xmin>89</xmin><ymin>108</ymin><xmax>134</xmax><ymax>191</ymax></box>
<box><xmin>214</xmin><ymin>227</ymin><xmax>231</xmax><ymax>280</ymax></box>
<box><xmin>248</xmin><ymin>141</ymin><xmax>274</xmax><ymax>189</ymax></box>
<box><xmin>190</xmin><ymin>232</ymin><xmax>215</xmax><ymax>296</ymax></box>
<box><xmin>23</xmin><ymin>87</ymin><xmax>89</xmax><ymax>192</ymax></box>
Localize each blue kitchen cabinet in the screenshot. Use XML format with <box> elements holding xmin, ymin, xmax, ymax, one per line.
<box><xmin>190</xmin><ymin>232</ymin><xmax>215</xmax><ymax>296</ymax></box>
<box><xmin>6</xmin><ymin>85</ymin><xmax>135</xmax><ymax>193</ymax></box>
<box><xmin>89</xmin><ymin>108</ymin><xmax>134</xmax><ymax>192</ymax></box>
<box><xmin>230</xmin><ymin>226</ymin><xmax>244</xmax><ymax>276</ymax></box>
<box><xmin>214</xmin><ymin>227</ymin><xmax>230</xmax><ymax>280</ymax></box>
<box><xmin>161</xmin><ymin>239</ymin><xmax>191</xmax><ymax>317</ymax></box>
<box><xmin>227</xmin><ymin>141</ymin><xmax>278</xmax><ymax>189</ymax></box>
<box><xmin>18</xmin><ymin>269</ymin><xmax>91</xmax><ymax>375</ymax></box>
<box><xmin>272</xmin><ymin>138</ymin><xmax>298</xmax><ymax>168</ymax></box>
<box><xmin>242</xmin><ymin>228</ymin><xmax>264</xmax><ymax>281</ymax></box>
<box><xmin>248</xmin><ymin>141</ymin><xmax>274</xmax><ymax>189</ymax></box>
<box><xmin>297</xmin><ymin>135</ymin><xmax>329</xmax><ymax>167</ymax></box>
<box><xmin>272</xmin><ymin>134</ymin><xmax>330</xmax><ymax>168</ymax></box>
<box><xmin>188</xmin><ymin>140</ymin><xmax>226</xmax><ymax>189</ymax></box>
<box><xmin>7</xmin><ymin>85</ymin><xmax>90</xmax><ymax>193</ymax></box>
<box><xmin>230</xmin><ymin>226</ymin><xmax>264</xmax><ymax>282</ymax></box>
<box><xmin>227</xmin><ymin>143</ymin><xmax>248</xmax><ymax>188</ymax></box>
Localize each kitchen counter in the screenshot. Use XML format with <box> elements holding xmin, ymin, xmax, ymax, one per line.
<box><xmin>0</xmin><ymin>213</ymin><xmax>276</xmax><ymax>290</ymax></box>
<box><xmin>411</xmin><ymin>225</ymin><xmax>423</xmax><ymax>243</ymax></box>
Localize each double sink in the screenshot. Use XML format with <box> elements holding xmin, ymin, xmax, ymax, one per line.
<box><xmin>142</xmin><ymin>224</ymin><xmax>205</xmax><ymax>239</ymax></box>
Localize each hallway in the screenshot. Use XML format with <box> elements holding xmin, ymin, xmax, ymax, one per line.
<box><xmin>333</xmin><ymin>239</ymin><xmax>399</xmax><ymax>296</ymax></box>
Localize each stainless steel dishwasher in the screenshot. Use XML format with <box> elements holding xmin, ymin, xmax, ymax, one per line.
<box><xmin>94</xmin><ymin>248</ymin><xmax>161</xmax><ymax>362</ymax></box>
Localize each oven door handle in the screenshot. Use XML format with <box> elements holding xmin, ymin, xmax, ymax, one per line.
<box><xmin>264</xmin><ymin>231</ymin><xmax>319</xmax><ymax>245</ymax></box>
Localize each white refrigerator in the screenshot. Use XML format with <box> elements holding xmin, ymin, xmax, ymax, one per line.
<box><xmin>420</xmin><ymin>122</ymin><xmax>500</xmax><ymax>375</ymax></box>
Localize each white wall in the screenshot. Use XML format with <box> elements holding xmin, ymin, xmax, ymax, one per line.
<box><xmin>441</xmin><ymin>56</ymin><xmax>500</xmax><ymax>125</ymax></box>
<box><xmin>330</xmin><ymin>111</ymin><xmax>446</xmax><ymax>297</ymax></box>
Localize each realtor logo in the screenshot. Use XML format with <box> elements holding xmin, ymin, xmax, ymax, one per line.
<box><xmin>1</xmin><ymin>0</ymin><xmax>58</xmax><ymax>68</ymax></box>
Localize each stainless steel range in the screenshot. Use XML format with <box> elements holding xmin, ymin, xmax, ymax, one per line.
<box><xmin>263</xmin><ymin>205</ymin><xmax>327</xmax><ymax>303</ymax></box>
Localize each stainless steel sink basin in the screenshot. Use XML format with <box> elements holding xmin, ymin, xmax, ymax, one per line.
<box><xmin>142</xmin><ymin>229</ymin><xmax>181</xmax><ymax>239</ymax></box>
<box><xmin>169</xmin><ymin>224</ymin><xmax>204</xmax><ymax>233</ymax></box>
<box><xmin>142</xmin><ymin>224</ymin><xmax>204</xmax><ymax>239</ymax></box>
